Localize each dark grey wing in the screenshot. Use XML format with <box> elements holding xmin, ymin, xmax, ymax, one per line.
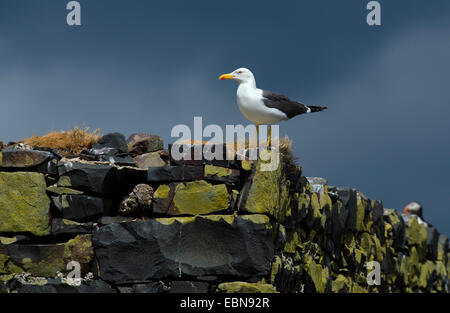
<box><xmin>262</xmin><ymin>90</ymin><xmax>309</xmax><ymax>118</ymax></box>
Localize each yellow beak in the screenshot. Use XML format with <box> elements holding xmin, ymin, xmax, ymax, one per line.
<box><xmin>219</xmin><ymin>73</ymin><xmax>234</xmax><ymax>80</ymax></box>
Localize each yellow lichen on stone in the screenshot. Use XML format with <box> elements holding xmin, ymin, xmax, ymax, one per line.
<box><xmin>155</xmin><ymin>216</ymin><xmax>196</xmax><ymax>225</ymax></box>
<box><xmin>298</xmin><ymin>190</ymin><xmax>310</xmax><ymax>213</ymax></box>
<box><xmin>0</xmin><ymin>254</ymin><xmax>9</xmax><ymax>274</ymax></box>
<box><xmin>62</xmin><ymin>219</ymin><xmax>83</xmax><ymax>226</ymax></box>
<box><xmin>24</xmin><ymin>155</ymin><xmax>34</xmax><ymax>167</ymax></box>
<box><xmin>278</xmin><ymin>180</ymin><xmax>290</xmax><ymax>222</ymax></box>
<box><xmin>154</xmin><ymin>184</ymin><xmax>171</xmax><ymax>199</ymax></box>
<box><xmin>0</xmin><ymin>237</ymin><xmax>17</xmax><ymax>245</ymax></box>
<box><xmin>384</xmin><ymin>222</ymin><xmax>393</xmax><ymax>242</ymax></box>
<box><xmin>0</xmin><ymin>235</ymin><xmax>93</xmax><ymax>277</ymax></box>
<box><xmin>242</xmin><ymin>156</ymin><xmax>281</xmax><ymax>216</ymax></box>
<box><xmin>355</xmin><ymin>247</ymin><xmax>364</xmax><ymax>264</ymax></box>
<box><xmin>283</xmin><ymin>230</ymin><xmax>300</xmax><ymax>254</ymax></box>
<box><xmin>204</xmin><ymin>214</ymin><xmax>236</xmax><ymax>224</ymax></box>
<box><xmin>356</xmin><ymin>196</ymin><xmax>366</xmax><ymax>232</ymax></box>
<box><xmin>63</xmin><ymin>234</ymin><xmax>94</xmax><ymax>264</ymax></box>
<box><xmin>217</xmin><ymin>281</ymin><xmax>277</xmax><ymax>293</ymax></box>
<box><xmin>231</xmin><ymin>189</ymin><xmax>239</xmax><ymax>204</ymax></box>
<box><xmin>240</xmin><ymin>214</ymin><xmax>270</xmax><ymax>225</ymax></box>
<box><xmin>437</xmin><ymin>239</ymin><xmax>447</xmax><ymax>261</ymax></box>
<box><xmin>46</xmin><ymin>185</ymin><xmax>84</xmax><ymax>195</ymax></box>
<box><xmin>57</xmin><ymin>175</ymin><xmax>72</xmax><ymax>187</ymax></box>
<box><xmin>435</xmin><ymin>261</ymin><xmax>447</xmax><ymax>288</ymax></box>
<box><xmin>241</xmin><ymin>160</ymin><xmax>253</xmax><ymax>171</ymax></box>
<box><xmin>0</xmin><ymin>172</ymin><xmax>51</xmax><ymax>236</ymax></box>
<box><xmin>405</xmin><ymin>217</ymin><xmax>427</xmax><ymax>260</ymax></box>
<box><xmin>306</xmin><ymin>256</ymin><xmax>329</xmax><ymax>293</ymax></box>
<box><xmin>204</xmin><ymin>165</ymin><xmax>232</xmax><ymax>177</ymax></box>
<box><xmin>172</xmin><ymin>181</ymin><xmax>230</xmax><ymax>215</ymax></box>
<box><xmin>344</xmin><ymin>233</ymin><xmax>356</xmax><ymax>255</ymax></box>
<box><xmin>373</xmin><ymin>235</ymin><xmax>384</xmax><ymax>263</ymax></box>
<box><xmin>318</xmin><ymin>186</ymin><xmax>332</xmax><ymax>211</ymax></box>
<box><xmin>418</xmin><ymin>261</ymin><xmax>435</xmax><ymax>288</ymax></box>
<box><xmin>332</xmin><ymin>274</ymin><xmax>351</xmax><ymax>293</ymax></box>
<box><xmin>155</xmin><ymin>214</ymin><xmax>267</xmax><ymax>226</ymax></box>
<box><xmin>360</xmin><ymin>233</ymin><xmax>373</xmax><ymax>256</ymax></box>
<box><xmin>60</xmin><ymin>195</ymin><xmax>69</xmax><ymax>209</ymax></box>
<box><xmin>310</xmin><ymin>193</ymin><xmax>322</xmax><ymax>223</ymax></box>
<box><xmin>351</xmin><ymin>283</ymin><xmax>368</xmax><ymax>293</ymax></box>
<box><xmin>270</xmin><ymin>255</ymin><xmax>282</xmax><ymax>284</ymax></box>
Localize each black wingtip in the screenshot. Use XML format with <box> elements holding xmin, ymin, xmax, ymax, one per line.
<box><xmin>308</xmin><ymin>105</ymin><xmax>327</xmax><ymax>112</ymax></box>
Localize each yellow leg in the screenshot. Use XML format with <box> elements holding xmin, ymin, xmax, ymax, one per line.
<box><xmin>255</xmin><ymin>124</ymin><xmax>259</xmax><ymax>147</ymax></box>
<box><xmin>267</xmin><ymin>125</ymin><xmax>272</xmax><ymax>148</ymax></box>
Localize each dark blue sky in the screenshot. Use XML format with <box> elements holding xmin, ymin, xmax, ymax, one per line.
<box><xmin>1</xmin><ymin>0</ymin><xmax>449</xmax><ymax>234</ymax></box>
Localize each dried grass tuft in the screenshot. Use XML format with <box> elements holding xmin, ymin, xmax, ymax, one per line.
<box><xmin>278</xmin><ymin>136</ymin><xmax>299</xmax><ymax>175</ymax></box>
<box><xmin>22</xmin><ymin>126</ymin><xmax>101</xmax><ymax>156</ymax></box>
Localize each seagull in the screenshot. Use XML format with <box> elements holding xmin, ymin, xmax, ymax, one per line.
<box><xmin>219</xmin><ymin>67</ymin><xmax>327</xmax><ymax>147</ymax></box>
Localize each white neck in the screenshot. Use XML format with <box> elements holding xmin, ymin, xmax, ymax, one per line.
<box><xmin>239</xmin><ymin>78</ymin><xmax>256</xmax><ymax>89</ymax></box>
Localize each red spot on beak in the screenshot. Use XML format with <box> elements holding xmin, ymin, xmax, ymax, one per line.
<box><xmin>403</xmin><ymin>206</ymin><xmax>409</xmax><ymax>214</ymax></box>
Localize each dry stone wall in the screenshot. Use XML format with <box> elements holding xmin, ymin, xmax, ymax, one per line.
<box><xmin>0</xmin><ymin>133</ymin><xmax>448</xmax><ymax>293</ymax></box>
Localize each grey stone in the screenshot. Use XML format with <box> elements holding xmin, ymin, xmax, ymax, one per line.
<box><xmin>18</xmin><ymin>279</ymin><xmax>115</xmax><ymax>293</ymax></box>
<box><xmin>170</xmin><ymin>281</ymin><xmax>209</xmax><ymax>293</ymax></box>
<box><xmin>58</xmin><ymin>161</ymin><xmax>118</xmax><ymax>195</ymax></box>
<box><xmin>92</xmin><ymin>215</ymin><xmax>274</xmax><ymax>283</ymax></box>
<box><xmin>51</xmin><ymin>218</ymin><xmax>94</xmax><ymax>235</ymax></box>
<box><xmin>52</xmin><ymin>194</ymin><xmax>112</xmax><ymax>221</ymax></box>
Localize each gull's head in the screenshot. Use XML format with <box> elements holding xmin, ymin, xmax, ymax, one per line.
<box><xmin>219</xmin><ymin>68</ymin><xmax>255</xmax><ymax>84</ymax></box>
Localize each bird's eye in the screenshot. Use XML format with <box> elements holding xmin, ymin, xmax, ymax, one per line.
<box><xmin>237</xmin><ymin>71</ymin><xmax>242</xmax><ymax>74</ymax></box>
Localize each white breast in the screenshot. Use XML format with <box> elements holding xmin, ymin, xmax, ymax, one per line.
<box><xmin>236</xmin><ymin>85</ymin><xmax>287</xmax><ymax>125</ymax></box>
